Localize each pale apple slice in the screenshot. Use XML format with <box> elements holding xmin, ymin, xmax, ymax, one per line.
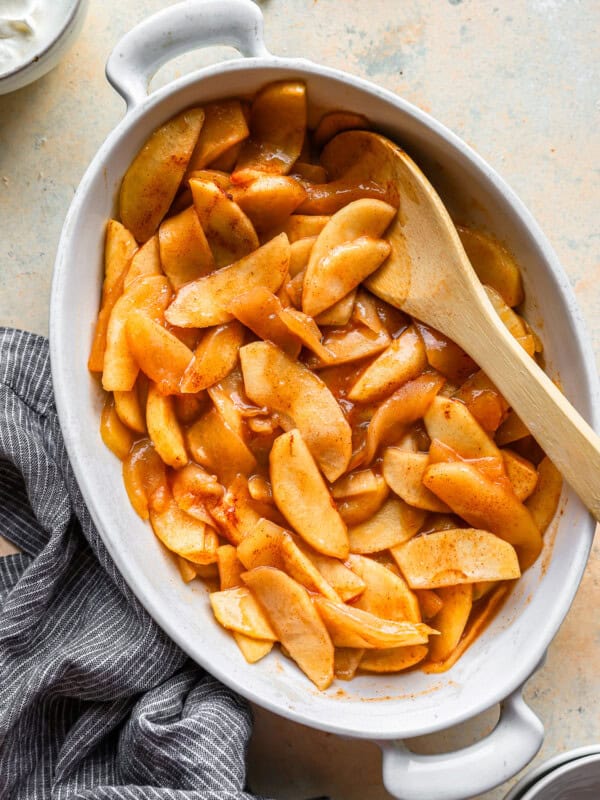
<box><xmin>333</xmin><ymin>471</ymin><xmax>389</xmax><ymax>526</ymax></box>
<box><xmin>187</xmin><ymin>408</ymin><xmax>256</xmax><ymax>486</ymax></box>
<box><xmin>149</xmin><ymin>489</ymin><xmax>218</xmax><ymax>564</ymax></box>
<box><xmin>457</xmin><ymin>226</ymin><xmax>523</xmax><ymax>307</ymax></box>
<box><xmin>264</xmin><ymin>214</ymin><xmax>330</xmax><ymax>243</ymax></box>
<box><xmin>502</xmin><ymin>449</ymin><xmax>538</xmax><ymax>502</ymax></box>
<box><xmin>236</xmin><ymin>518</ymin><xmax>286</xmax><ymax>571</ymax></box>
<box><xmin>146</xmin><ymin>384</ymin><xmax>188</xmax><ymax>468</ymax></box>
<box><xmin>362</xmin><ymin>373</ymin><xmax>446</xmax><ymax>465</ymax></box>
<box><xmin>422</xmin><ymin>461</ymin><xmax>542</xmax><ymax>569</ymax></box>
<box><xmin>124</xmin><ymin>235</ymin><xmax>162</xmax><ymax>289</ymax></box>
<box><xmin>306</xmin><ymin>324</ymin><xmax>391</xmax><ymax>369</ymax></box>
<box><xmin>348</xmin><ymin>496</ymin><xmax>426</xmax><ymax>553</ymax></box>
<box><xmin>415</xmin><ymin>589</ymin><xmax>443</xmax><ymax>620</ymax></box>
<box><xmin>210</xmin><ymin>587</ymin><xmax>278</xmax><ymax>640</ymax></box>
<box><xmin>383</xmin><ymin>449</ymin><xmax>451</xmax><ymax>513</ymax></box>
<box><xmin>242</xmin><ymin>566</ymin><xmax>334</xmax><ymax>690</ymax></box>
<box><xmin>292</xmin><ymin>541</ymin><xmax>366</xmax><ymax>602</ymax></box>
<box><xmin>190</xmin><ymin>176</ymin><xmax>259</xmax><ymax>268</ymax></box>
<box><xmin>102</xmin><ymin>276</ymin><xmax>171</xmax><ymax>391</ymax></box>
<box><xmin>217</xmin><ymin>544</ymin><xmax>245</xmax><ymax>589</ymax></box>
<box><xmin>233</xmin><ymin>81</ymin><xmax>307</xmax><ymax>178</ymax></box>
<box><xmin>186</xmin><ymin>100</ymin><xmax>249</xmax><ymax>173</ymax></box>
<box><xmin>230</xmin><ymin>174</ymin><xmax>306</xmax><ymax>233</ymax></box>
<box><xmin>334</xmin><ymin>647</ymin><xmax>365</xmax><ymax>680</ymax></box>
<box><xmin>314</xmin><ymin>291</ymin><xmax>356</xmax><ymax>326</ymax></box>
<box><xmin>165</xmin><ymin>234</ymin><xmax>290</xmax><ymax>328</ymax></box>
<box><xmin>313</xmin><ymin>597</ymin><xmax>434</xmax><ymax>649</ymax></box>
<box><xmin>180</xmin><ymin>321</ymin><xmax>244</xmax><ymax>393</ymax></box>
<box><xmin>158</xmin><ymin>206</ymin><xmax>214</xmax><ymax>288</ymax></box>
<box><xmin>485</xmin><ymin>285</ymin><xmax>534</xmax><ymax>355</ymax></box>
<box><xmin>359</xmin><ymin>645</ymin><xmax>428</xmax><ymax>673</ymax></box>
<box><xmin>277</xmin><ymin>308</ymin><xmax>332</xmax><ymax>361</ymax></box>
<box><xmin>228</xmin><ymin>287</ymin><xmax>302</xmax><ymax>358</ymax></box>
<box><xmin>122</xmin><ymin>439</ymin><xmax>168</xmax><ymax>520</ymax></box>
<box><xmin>114</xmin><ymin>382</ymin><xmax>146</xmax><ymax>434</ymax></box>
<box><xmin>348</xmin><ymin>326</ymin><xmax>426</xmax><ymax>403</ymax></box>
<box><xmin>120</xmin><ymin>107</ymin><xmax>205</xmax><ymax>242</ymax></box>
<box><xmin>233</xmin><ymin>634</ymin><xmax>273</xmax><ymax>664</ymax></box>
<box><xmin>426</xmin><ymin>584</ymin><xmax>473</xmax><ymax>663</ymax></box>
<box><xmin>526</xmin><ymin>456</ymin><xmax>562</xmax><ymax>534</ymax></box>
<box><xmin>303</xmin><ymin>236</ymin><xmax>390</xmax><ymax>318</ymax></box>
<box><xmin>289</xmin><ymin>236</ymin><xmax>316</xmax><ymax>276</ymax></box>
<box><xmin>126</xmin><ymin>311</ymin><xmax>194</xmax><ymax>394</ymax></box>
<box><xmin>270</xmin><ymin>430</ymin><xmax>349</xmax><ymax>559</ymax></box>
<box><xmin>209</xmin><ymin>475</ymin><xmax>277</xmax><ymax>546</ymax></box>
<box><xmin>424</xmin><ymin>395</ymin><xmax>501</xmax><ymax>459</ymax></box>
<box><xmin>279</xmin><ymin>531</ymin><xmax>341</xmax><ymax>602</ymax></box>
<box><xmin>171</xmin><ymin>463</ymin><xmax>223</xmax><ymax>522</ymax></box>
<box><xmin>392</xmin><ymin>528</ymin><xmax>521</xmax><ymax>589</ymax></box>
<box><xmin>240</xmin><ymin>341</ymin><xmax>352</xmax><ymax>481</ymax></box>
<box><xmin>348</xmin><ymin>554</ymin><xmax>421</xmax><ymax>623</ymax></box>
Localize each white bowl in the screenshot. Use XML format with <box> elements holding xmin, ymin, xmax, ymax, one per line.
<box><xmin>49</xmin><ymin>2</ymin><xmax>600</xmax><ymax>799</ymax></box>
<box><xmin>0</xmin><ymin>0</ymin><xmax>88</xmax><ymax>95</ymax></box>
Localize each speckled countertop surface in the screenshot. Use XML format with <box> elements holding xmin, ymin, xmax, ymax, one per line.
<box><xmin>0</xmin><ymin>1</ymin><xmax>598</xmax><ymax>798</ymax></box>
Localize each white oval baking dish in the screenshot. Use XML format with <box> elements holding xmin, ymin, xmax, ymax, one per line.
<box><xmin>49</xmin><ymin>2</ymin><xmax>600</xmax><ymax>799</ymax></box>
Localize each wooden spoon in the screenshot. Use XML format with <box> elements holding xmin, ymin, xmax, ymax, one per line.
<box><xmin>334</xmin><ymin>130</ymin><xmax>600</xmax><ymax>520</ymax></box>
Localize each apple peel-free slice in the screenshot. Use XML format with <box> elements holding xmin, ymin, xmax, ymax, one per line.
<box><xmin>210</xmin><ymin>587</ymin><xmax>277</xmax><ymax>641</ymax></box>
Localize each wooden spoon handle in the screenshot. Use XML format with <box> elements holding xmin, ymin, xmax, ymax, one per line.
<box><xmin>453</xmin><ymin>301</ymin><xmax>600</xmax><ymax>522</ymax></box>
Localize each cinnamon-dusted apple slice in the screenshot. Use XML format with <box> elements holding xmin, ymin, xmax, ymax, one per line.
<box><xmin>502</xmin><ymin>449</ymin><xmax>538</xmax><ymax>502</ymax></box>
<box><xmin>186</xmin><ymin>100</ymin><xmax>249</xmax><ymax>173</ymax></box>
<box><xmin>456</xmin><ymin>225</ymin><xmax>523</xmax><ymax>307</ymax></box>
<box><xmin>391</xmin><ymin>528</ymin><xmax>521</xmax><ymax>589</ymax></box>
<box><xmin>424</xmin><ymin>395</ymin><xmax>501</xmax><ymax>459</ymax></box>
<box><xmin>382</xmin><ymin>449</ymin><xmax>451</xmax><ymax>513</ymax></box>
<box><xmin>334</xmin><ymin>648</ymin><xmax>365</xmax><ymax>681</ymax></box>
<box><xmin>124</xmin><ymin>235</ymin><xmax>162</xmax><ymax>289</ymax></box>
<box><xmin>359</xmin><ymin>645</ymin><xmax>428</xmax><ymax>673</ymax></box>
<box><xmin>165</xmin><ymin>234</ymin><xmax>290</xmax><ymax>328</ymax></box>
<box><xmin>422</xmin><ymin>461</ymin><xmax>542</xmax><ymax>569</ymax></box>
<box><xmin>233</xmin><ymin>81</ymin><xmax>307</xmax><ymax>178</ymax></box>
<box><xmin>180</xmin><ymin>321</ymin><xmax>244</xmax><ymax>393</ymax></box>
<box><xmin>313</xmin><ymin>110</ymin><xmax>371</xmax><ymax>149</ymax></box>
<box><xmin>210</xmin><ymin>587</ymin><xmax>278</xmax><ymax>641</ymax></box>
<box><xmin>100</xmin><ymin>395</ymin><xmax>136</xmax><ymax>461</ymax></box>
<box><xmin>348</xmin><ymin>496</ymin><xmax>426</xmax><ymax>553</ymax></box>
<box><xmin>122</xmin><ymin>439</ymin><xmax>168</xmax><ymax>520</ymax></box>
<box><xmin>314</xmin><ymin>291</ymin><xmax>356</xmax><ymax>326</ymax></box>
<box><xmin>292</xmin><ymin>541</ymin><xmax>366</xmax><ymax>602</ymax></box>
<box><xmin>348</xmin><ymin>555</ymin><xmax>421</xmax><ymax>623</ymax></box>
<box><xmin>114</xmin><ymin>380</ymin><xmax>146</xmax><ymax>434</ymax></box>
<box><xmin>348</xmin><ymin>325</ymin><xmax>427</xmax><ymax>403</ymax></box>
<box><xmin>102</xmin><ymin>276</ymin><xmax>171</xmax><ymax>391</ymax></box>
<box><xmin>145</xmin><ymin>384</ymin><xmax>188</xmax><ymax>469</ymax></box>
<box><xmin>332</xmin><ymin>469</ymin><xmax>389</xmax><ymax>526</ymax></box>
<box><xmin>303</xmin><ymin>236</ymin><xmax>391</xmax><ymax>318</ymax></box>
<box><xmin>240</xmin><ymin>341</ymin><xmax>352</xmax><ymax>481</ymax></box>
<box><xmin>190</xmin><ymin>176</ymin><xmax>259</xmax><ymax>268</ymax></box>
<box><xmin>270</xmin><ymin>430</ymin><xmax>349</xmax><ymax>559</ymax></box>
<box><xmin>242</xmin><ymin>566</ymin><xmax>334</xmax><ymax>690</ymax></box>
<box><xmin>230</xmin><ymin>174</ymin><xmax>306</xmax><ymax>233</ymax></box>
<box><xmin>158</xmin><ymin>206</ymin><xmax>214</xmax><ymax>288</ymax></box>
<box><xmin>187</xmin><ymin>408</ymin><xmax>257</xmax><ymax>486</ymax></box>
<box><xmin>120</xmin><ymin>107</ymin><xmax>205</xmax><ymax>242</ymax></box>
<box><xmin>264</xmin><ymin>214</ymin><xmax>330</xmax><ymax>243</ymax></box>
<box><xmin>126</xmin><ymin>312</ymin><xmax>194</xmax><ymax>394</ymax></box>
<box><xmin>526</xmin><ymin>456</ymin><xmax>562</xmax><ymax>534</ymax></box>
<box><xmin>426</xmin><ymin>584</ymin><xmax>473</xmax><ymax>664</ymax></box>
<box><xmin>228</xmin><ymin>287</ymin><xmax>302</xmax><ymax>358</ymax></box>
<box><xmin>313</xmin><ymin>598</ymin><xmax>435</xmax><ymax>649</ymax></box>
<box><xmin>149</xmin><ymin>487</ymin><xmax>218</xmax><ymax>564</ymax></box>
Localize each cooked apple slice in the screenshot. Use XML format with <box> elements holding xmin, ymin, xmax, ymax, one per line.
<box><xmin>233</xmin><ymin>634</ymin><xmax>274</xmax><ymax>664</ymax></box>
<box><xmin>426</xmin><ymin>584</ymin><xmax>473</xmax><ymax>663</ymax></box>
<box><xmin>230</xmin><ymin>174</ymin><xmax>306</xmax><ymax>233</ymax></box>
<box><xmin>124</xmin><ymin>235</ymin><xmax>162</xmax><ymax>289</ymax></box>
<box><xmin>307</xmin><ymin>324</ymin><xmax>391</xmax><ymax>369</ymax></box>
<box><xmin>89</xmin><ymin>221</ymin><xmax>138</xmax><ymax>371</ymax></box>
<box><xmin>292</xmin><ymin>162</ymin><xmax>328</xmax><ymax>184</ymax></box>
<box><xmin>348</xmin><ymin>554</ymin><xmax>421</xmax><ymax>623</ymax></box>
<box><xmin>210</xmin><ymin>587</ymin><xmax>277</xmax><ymax>641</ymax></box>
<box><xmin>100</xmin><ymin>394</ymin><xmax>136</xmax><ymax>460</ymax></box>
<box><xmin>424</xmin><ymin>396</ymin><xmax>501</xmax><ymax>459</ymax></box>
<box><xmin>122</xmin><ymin>439</ymin><xmax>168</xmax><ymax>519</ymax></box>
<box><xmin>280</xmin><ymin>532</ymin><xmax>341</xmax><ymax>601</ymax></box>
<box><xmin>145</xmin><ymin>384</ymin><xmax>188</xmax><ymax>468</ymax></box>
<box><xmin>348</xmin><ymin>326</ymin><xmax>426</xmax><ymax>403</ymax></box>
<box><xmin>484</xmin><ymin>285</ymin><xmax>534</xmax><ymax>356</ymax></box>
<box><xmin>277</xmin><ymin>308</ymin><xmax>332</xmax><ymax>361</ymax></box>
<box><xmin>217</xmin><ymin>544</ymin><xmax>245</xmax><ymax>589</ymax></box>
<box><xmin>187</xmin><ymin>407</ymin><xmax>256</xmax><ymax>486</ymax></box>
<box><xmin>382</xmin><ymin>450</ymin><xmax>451</xmax><ymax>513</ymax></box>
<box><xmin>334</xmin><ymin>647</ymin><xmax>365</xmax><ymax>681</ymax></box>
<box><xmin>414</xmin><ymin>322</ymin><xmax>478</xmax><ymax>384</ymax></box>
<box><xmin>288</xmin><ymin>236</ymin><xmax>316</xmax><ymax>276</ymax></box>
<box><xmin>236</xmin><ymin>518</ymin><xmax>286</xmax><ymax>571</ymax></box>
<box><xmin>359</xmin><ymin>645</ymin><xmax>428</xmax><ymax>673</ymax></box>
<box><xmin>495</xmin><ymin>410</ymin><xmax>530</xmax><ymax>446</ymax></box>
<box><xmin>264</xmin><ymin>214</ymin><xmax>330</xmax><ymax>243</ymax></box>
<box><xmin>452</xmin><ymin>370</ymin><xmax>509</xmax><ymax>433</ymax></box>
<box><xmin>233</xmin><ymin>81</ymin><xmax>307</xmax><ymax>178</ymax></box>
<box><xmin>303</xmin><ymin>236</ymin><xmax>390</xmax><ymax>318</ymax></box>
<box><xmin>291</xmin><ymin>541</ymin><xmax>366</xmax><ymax>602</ymax></box>
<box><xmin>332</xmin><ymin>470</ymin><xmax>389</xmax><ymax>526</ymax></box>
<box><xmin>270</xmin><ymin>430</ymin><xmax>349</xmax><ymax>559</ymax></box>
<box><xmin>313</xmin><ymin>597</ymin><xmax>434</xmax><ymax>649</ymax></box>
<box><xmin>362</xmin><ymin>373</ymin><xmax>446</xmax><ymax>465</ymax></box>
<box><xmin>348</xmin><ymin>496</ymin><xmax>426</xmax><ymax>553</ymax></box>
<box><xmin>114</xmin><ymin>380</ymin><xmax>146</xmax><ymax>434</ymax></box>
<box><xmin>228</xmin><ymin>287</ymin><xmax>302</xmax><ymax>358</ymax></box>
<box><xmin>313</xmin><ymin>110</ymin><xmax>371</xmax><ymax>149</ymax></box>
<box><xmin>242</xmin><ymin>566</ymin><xmax>334</xmax><ymax>690</ymax></box>
<box><xmin>172</xmin><ymin>463</ymin><xmax>223</xmax><ymax>523</ymax></box>
<box><xmin>423</xmin><ymin>461</ymin><xmax>542</xmax><ymax>569</ymax></box>
<box><xmin>247</xmin><ymin>475</ymin><xmax>273</xmax><ymax>504</ymax></box>
<box><xmin>149</xmin><ymin>488</ymin><xmax>218</xmax><ymax>564</ymax></box>
<box><xmin>180</xmin><ymin>321</ymin><xmax>244</xmax><ymax>393</ymax></box>
<box><xmin>209</xmin><ymin>475</ymin><xmax>277</xmax><ymax>546</ymax></box>
<box><xmin>502</xmin><ymin>449</ymin><xmax>538</xmax><ymax>502</ymax></box>
<box><xmin>189</xmin><ymin>176</ymin><xmax>259</xmax><ymax>268</ymax></box>
<box><xmin>158</xmin><ymin>206</ymin><xmax>214</xmax><ymax>288</ymax></box>
<box><xmin>120</xmin><ymin>107</ymin><xmax>205</xmax><ymax>242</ymax></box>
<box><xmin>101</xmin><ymin>276</ymin><xmax>171</xmax><ymax>391</ymax></box>
<box><xmin>186</xmin><ymin>100</ymin><xmax>249</xmax><ymax>173</ymax></box>
<box><xmin>314</xmin><ymin>291</ymin><xmax>356</xmax><ymax>326</ymax></box>
<box><xmin>165</xmin><ymin>234</ymin><xmax>289</xmax><ymax>328</ymax></box>
<box><xmin>415</xmin><ymin>589</ymin><xmax>443</xmax><ymax>620</ymax></box>
<box><xmin>526</xmin><ymin>457</ymin><xmax>562</xmax><ymax>534</ymax></box>
<box><xmin>240</xmin><ymin>341</ymin><xmax>352</xmax><ymax>481</ymax></box>
<box><xmin>457</xmin><ymin>226</ymin><xmax>523</xmax><ymax>307</ymax></box>
<box><xmin>392</xmin><ymin>528</ymin><xmax>520</xmax><ymax>589</ymax></box>
<box><xmin>125</xmin><ymin>312</ymin><xmax>193</xmax><ymax>394</ymax></box>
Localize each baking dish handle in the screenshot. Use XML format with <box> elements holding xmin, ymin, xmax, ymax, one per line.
<box><xmin>378</xmin><ymin>684</ymin><xmax>544</xmax><ymax>800</ymax></box>
<box><xmin>106</xmin><ymin>0</ymin><xmax>270</xmax><ymax>110</ymax></box>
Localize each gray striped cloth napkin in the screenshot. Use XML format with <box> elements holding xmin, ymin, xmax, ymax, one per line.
<box><xmin>0</xmin><ymin>328</ymin><xmax>271</xmax><ymax>799</ymax></box>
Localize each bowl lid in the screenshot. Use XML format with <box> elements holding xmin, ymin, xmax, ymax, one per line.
<box><xmin>505</xmin><ymin>746</ymin><xmax>600</xmax><ymax>800</ymax></box>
